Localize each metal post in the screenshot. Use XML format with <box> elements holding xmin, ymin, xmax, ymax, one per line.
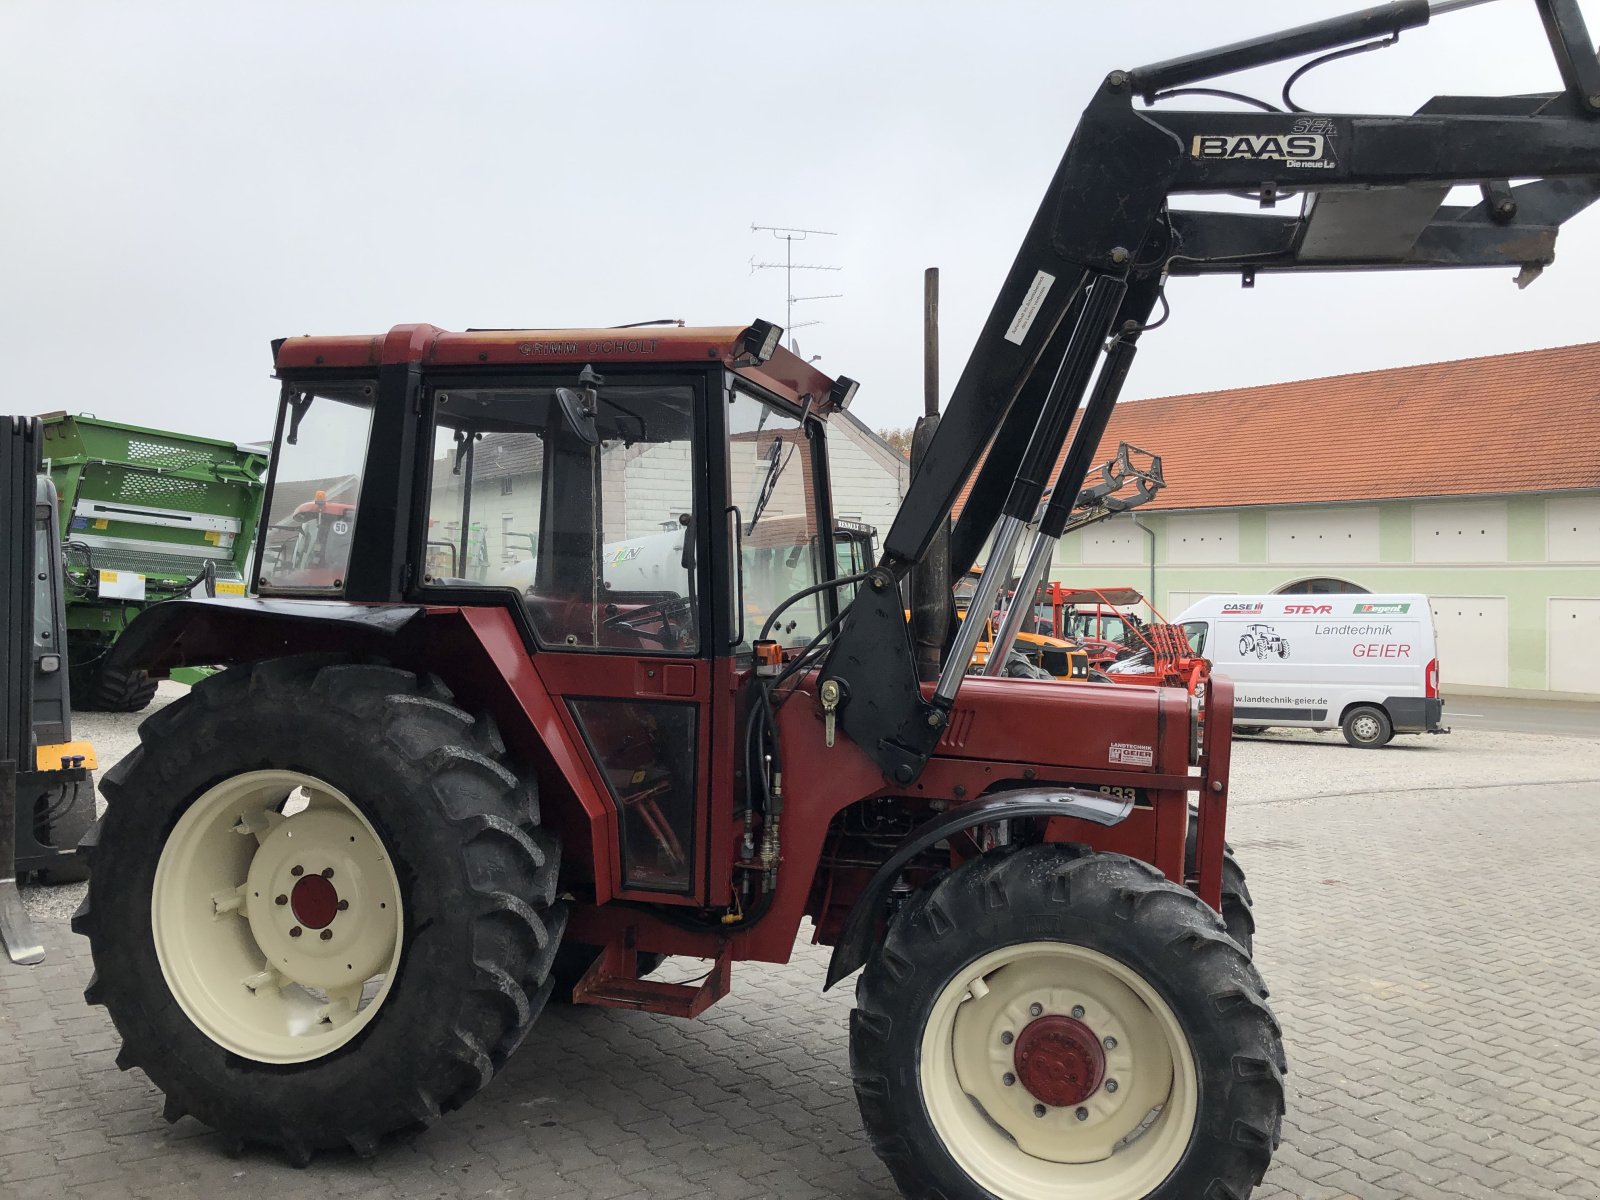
<box><xmin>924</xmin><ymin>268</ymin><xmax>940</xmax><ymax>419</ymax></box>
<box><xmin>0</xmin><ymin>760</ymin><xmax>43</xmax><ymax>965</ymax></box>
<box><xmin>1</xmin><ymin>415</ymin><xmax>44</xmax><ymax>965</ymax></box>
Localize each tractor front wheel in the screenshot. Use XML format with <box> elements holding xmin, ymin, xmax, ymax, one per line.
<box><xmin>74</xmin><ymin>656</ymin><xmax>564</xmax><ymax>1163</ymax></box>
<box><xmin>851</xmin><ymin>847</ymin><xmax>1284</xmax><ymax>1200</ymax></box>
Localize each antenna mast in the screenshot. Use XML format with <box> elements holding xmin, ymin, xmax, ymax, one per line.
<box><xmin>749</xmin><ymin>224</ymin><xmax>842</xmax><ymax>352</ymax></box>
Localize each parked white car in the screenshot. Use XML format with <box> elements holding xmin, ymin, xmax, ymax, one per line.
<box><xmin>1173</xmin><ymin>593</ymin><xmax>1448</xmax><ymax>748</ymax></box>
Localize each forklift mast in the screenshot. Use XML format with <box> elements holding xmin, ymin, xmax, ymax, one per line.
<box><xmin>822</xmin><ymin>0</ymin><xmax>1600</xmax><ymax>783</ymax></box>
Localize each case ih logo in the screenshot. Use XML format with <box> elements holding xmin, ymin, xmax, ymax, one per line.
<box><xmin>1354</xmin><ymin>602</ymin><xmax>1411</xmax><ymax>614</ymax></box>
<box><xmin>1191</xmin><ymin>133</ymin><xmax>1331</xmax><ymax>166</ymax></box>
<box><xmin>1221</xmin><ymin>602</ymin><xmax>1264</xmax><ymax>614</ymax></box>
<box><xmin>1283</xmin><ymin>604</ymin><xmax>1333</xmax><ymax>615</ymax></box>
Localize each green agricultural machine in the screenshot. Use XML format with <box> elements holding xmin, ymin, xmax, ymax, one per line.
<box><xmin>39</xmin><ymin>414</ymin><xmax>268</xmax><ymax>712</ymax></box>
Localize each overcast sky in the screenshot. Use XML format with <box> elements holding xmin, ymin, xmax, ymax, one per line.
<box><xmin>5</xmin><ymin>0</ymin><xmax>1598</xmax><ymax>445</ymax></box>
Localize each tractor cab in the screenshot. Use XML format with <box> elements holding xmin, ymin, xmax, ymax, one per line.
<box><xmin>255</xmin><ymin>320</ymin><xmax>858</xmax><ymax>899</ymax></box>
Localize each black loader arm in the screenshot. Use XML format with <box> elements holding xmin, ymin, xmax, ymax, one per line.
<box><xmin>822</xmin><ymin>0</ymin><xmax>1600</xmax><ymax>783</ymax></box>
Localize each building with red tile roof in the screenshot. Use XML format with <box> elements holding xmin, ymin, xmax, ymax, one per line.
<box><xmin>970</xmin><ymin>343</ymin><xmax>1600</xmax><ymax>698</ymax></box>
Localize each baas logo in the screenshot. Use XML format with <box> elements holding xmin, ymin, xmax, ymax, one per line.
<box><xmin>1221</xmin><ymin>602</ymin><xmax>1264</xmax><ymax>614</ymax></box>
<box><xmin>1354</xmin><ymin>602</ymin><xmax>1410</xmax><ymax>615</ymax></box>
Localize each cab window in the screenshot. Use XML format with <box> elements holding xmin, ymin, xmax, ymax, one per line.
<box><xmin>1182</xmin><ymin>620</ymin><xmax>1209</xmax><ymax>656</ymax></box>
<box><xmin>258</xmin><ymin>382</ymin><xmax>374</xmax><ymax>594</ymax></box>
<box><xmin>422</xmin><ymin>381</ymin><xmax>701</xmax><ymax>654</ymax></box>
<box><xmin>727</xmin><ymin>389</ymin><xmax>825</xmax><ymax>651</ymax></box>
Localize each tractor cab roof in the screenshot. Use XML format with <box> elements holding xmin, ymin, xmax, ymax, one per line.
<box><xmin>272</xmin><ymin>321</ymin><xmax>852</xmax><ymax>415</ymax></box>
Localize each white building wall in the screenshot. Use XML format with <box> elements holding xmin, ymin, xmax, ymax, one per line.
<box><xmin>827</xmin><ymin>425</ymin><xmax>905</xmax><ymax>536</ymax></box>
<box><xmin>1547</xmin><ymin>494</ymin><xmax>1600</xmax><ymax>562</ymax></box>
<box><xmin>1268</xmin><ymin>506</ymin><xmax>1380</xmax><ymax>564</ymax></box>
<box><xmin>1166</xmin><ymin>512</ymin><xmax>1239</xmax><ymax>564</ymax></box>
<box><xmin>1412</xmin><ymin>500</ymin><xmax>1509</xmax><ymax>563</ymax></box>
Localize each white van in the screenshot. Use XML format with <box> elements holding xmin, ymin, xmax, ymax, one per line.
<box><xmin>1172</xmin><ymin>594</ymin><xmax>1447</xmax><ymax>748</ymax></box>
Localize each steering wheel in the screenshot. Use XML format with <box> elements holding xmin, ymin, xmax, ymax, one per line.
<box><xmin>601</xmin><ymin>596</ymin><xmax>696</xmax><ymax>648</ymax></box>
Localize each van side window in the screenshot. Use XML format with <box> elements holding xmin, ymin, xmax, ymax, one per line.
<box><xmin>1181</xmin><ymin>620</ymin><xmax>1208</xmax><ymax>656</ymax></box>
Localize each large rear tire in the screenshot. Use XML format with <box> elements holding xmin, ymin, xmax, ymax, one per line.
<box><xmin>851</xmin><ymin>847</ymin><xmax>1284</xmax><ymax>1200</ymax></box>
<box><xmin>73</xmin><ymin>656</ymin><xmax>564</xmax><ymax>1163</ymax></box>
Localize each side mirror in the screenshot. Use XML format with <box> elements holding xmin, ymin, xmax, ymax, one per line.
<box><xmin>556</xmin><ymin>363</ymin><xmax>604</xmax><ymax>446</ymax></box>
<box><xmin>555</xmin><ymin>387</ymin><xmax>600</xmax><ymax>446</ymax></box>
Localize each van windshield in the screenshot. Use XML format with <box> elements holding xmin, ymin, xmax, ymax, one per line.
<box><xmin>1181</xmin><ymin>620</ymin><xmax>1208</xmax><ymax>655</ymax></box>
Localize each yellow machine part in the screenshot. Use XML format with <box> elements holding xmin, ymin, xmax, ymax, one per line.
<box><xmin>35</xmin><ymin>740</ymin><xmax>98</xmax><ymax>771</ymax></box>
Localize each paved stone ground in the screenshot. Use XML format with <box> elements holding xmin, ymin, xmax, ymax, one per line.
<box><xmin>4</xmin><ymin>725</ymin><xmax>1599</xmax><ymax>1198</ymax></box>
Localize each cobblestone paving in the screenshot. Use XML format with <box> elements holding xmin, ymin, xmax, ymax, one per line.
<box><xmin>4</xmin><ymin>746</ymin><xmax>1599</xmax><ymax>1198</ymax></box>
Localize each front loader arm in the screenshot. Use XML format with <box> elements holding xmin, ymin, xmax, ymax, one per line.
<box><xmin>822</xmin><ymin>0</ymin><xmax>1600</xmax><ymax>783</ymax></box>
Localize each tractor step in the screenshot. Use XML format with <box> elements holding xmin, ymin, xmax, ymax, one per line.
<box><xmin>572</xmin><ymin>942</ymin><xmax>731</xmax><ymax>1019</ymax></box>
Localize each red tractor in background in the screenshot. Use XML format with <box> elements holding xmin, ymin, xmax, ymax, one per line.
<box><xmin>73</xmin><ymin>3</ymin><xmax>1600</xmax><ymax>1197</ymax></box>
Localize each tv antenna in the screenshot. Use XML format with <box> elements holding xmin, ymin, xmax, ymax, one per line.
<box><xmin>750</xmin><ymin>224</ymin><xmax>842</xmax><ymax>351</ymax></box>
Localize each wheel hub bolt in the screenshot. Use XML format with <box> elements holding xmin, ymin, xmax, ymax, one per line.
<box><xmin>1071</xmin><ymin>1005</ymin><xmax>1085</xmax><ymax>1019</ymax></box>
<box><xmin>1105</xmin><ymin>1079</ymin><xmax>1118</xmax><ymax>1093</ymax></box>
<box><xmin>290</xmin><ymin>927</ymin><xmax>302</xmax><ymax>938</ymax></box>
<box><xmin>1103</xmin><ymin>1036</ymin><xmax>1117</xmax><ymax>1050</ymax></box>
<box><xmin>291</xmin><ymin>865</ymin><xmax>303</xmax><ymax>876</ymax></box>
<box><xmin>1029</xmin><ymin>1003</ymin><xmax>1043</xmax><ymax>1017</ymax></box>
<box><xmin>1075</xmin><ymin>1107</ymin><xmax>1089</xmax><ymax>1121</ymax></box>
<box><xmin>1033</xmin><ymin>1104</ymin><xmax>1047</xmax><ymax>1118</ymax></box>
<box><xmin>322</xmin><ymin>868</ymin><xmax>334</xmax><ymax>879</ymax></box>
<box><xmin>1002</xmin><ymin>1072</ymin><xmax>1016</xmax><ymax>1087</ymax></box>
<box><xmin>275</xmin><ymin>894</ymin><xmax>288</xmax><ymax>906</ymax></box>
<box><xmin>337</xmin><ymin>900</ymin><xmax>349</xmax><ymax>912</ymax></box>
<box><xmin>320</xmin><ymin>929</ymin><xmax>333</xmax><ymax>941</ymax></box>
<box><xmin>1000</xmin><ymin>1031</ymin><xmax>1014</xmax><ymax>1045</ymax></box>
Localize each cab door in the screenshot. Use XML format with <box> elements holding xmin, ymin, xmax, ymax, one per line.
<box><xmin>419</xmin><ymin>372</ymin><xmax>720</xmax><ymax>906</ymax></box>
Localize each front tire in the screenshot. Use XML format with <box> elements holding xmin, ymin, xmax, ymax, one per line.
<box><xmin>73</xmin><ymin>656</ymin><xmax>564</xmax><ymax>1162</ymax></box>
<box><xmin>851</xmin><ymin>848</ymin><xmax>1285</xmax><ymax>1200</ymax></box>
<box><xmin>1341</xmin><ymin>704</ymin><xmax>1393</xmax><ymax>749</ymax></box>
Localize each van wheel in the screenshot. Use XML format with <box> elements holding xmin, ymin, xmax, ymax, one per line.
<box><xmin>1233</xmin><ymin>725</ymin><xmax>1268</xmax><ymax>737</ymax></box>
<box><xmin>1341</xmin><ymin>705</ymin><xmax>1392</xmax><ymax>749</ymax></box>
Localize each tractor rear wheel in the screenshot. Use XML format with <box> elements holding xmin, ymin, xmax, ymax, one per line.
<box><xmin>851</xmin><ymin>847</ymin><xmax>1284</xmax><ymax>1200</ymax></box>
<box><xmin>73</xmin><ymin>656</ymin><xmax>564</xmax><ymax>1163</ymax></box>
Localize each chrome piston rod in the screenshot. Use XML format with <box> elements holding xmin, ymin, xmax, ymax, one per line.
<box><xmin>982</xmin><ymin>525</ymin><xmax>1059</xmax><ymax>676</ymax></box>
<box><xmin>934</xmin><ymin>513</ymin><xmax>1028</xmax><ymax>703</ymax></box>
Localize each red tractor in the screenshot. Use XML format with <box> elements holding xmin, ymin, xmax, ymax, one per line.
<box><xmin>73</xmin><ymin>3</ymin><xmax>1600</xmax><ymax>1197</ymax></box>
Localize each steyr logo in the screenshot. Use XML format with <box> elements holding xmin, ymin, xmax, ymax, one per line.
<box><xmin>1191</xmin><ymin>133</ymin><xmax>1328</xmax><ymax>163</ymax></box>
<box><xmin>1283</xmin><ymin>604</ymin><xmax>1332</xmax><ymax>615</ymax></box>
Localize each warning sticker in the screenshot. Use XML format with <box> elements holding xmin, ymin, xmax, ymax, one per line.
<box><xmin>1109</xmin><ymin>742</ymin><xmax>1154</xmax><ymax>767</ymax></box>
<box><xmin>1003</xmin><ymin>270</ymin><xmax>1055</xmax><ymax>345</ymax></box>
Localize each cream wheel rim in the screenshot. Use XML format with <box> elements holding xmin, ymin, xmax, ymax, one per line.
<box><xmin>151</xmin><ymin>770</ymin><xmax>403</xmax><ymax>1064</ymax></box>
<box><xmin>919</xmin><ymin>941</ymin><xmax>1199</xmax><ymax>1200</ymax></box>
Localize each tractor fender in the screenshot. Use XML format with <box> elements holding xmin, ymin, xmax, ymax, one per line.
<box><xmin>101</xmin><ymin>597</ymin><xmax>425</xmax><ymax>677</ymax></box>
<box><xmin>823</xmin><ymin>787</ymin><xmax>1134</xmax><ymax>990</ymax></box>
